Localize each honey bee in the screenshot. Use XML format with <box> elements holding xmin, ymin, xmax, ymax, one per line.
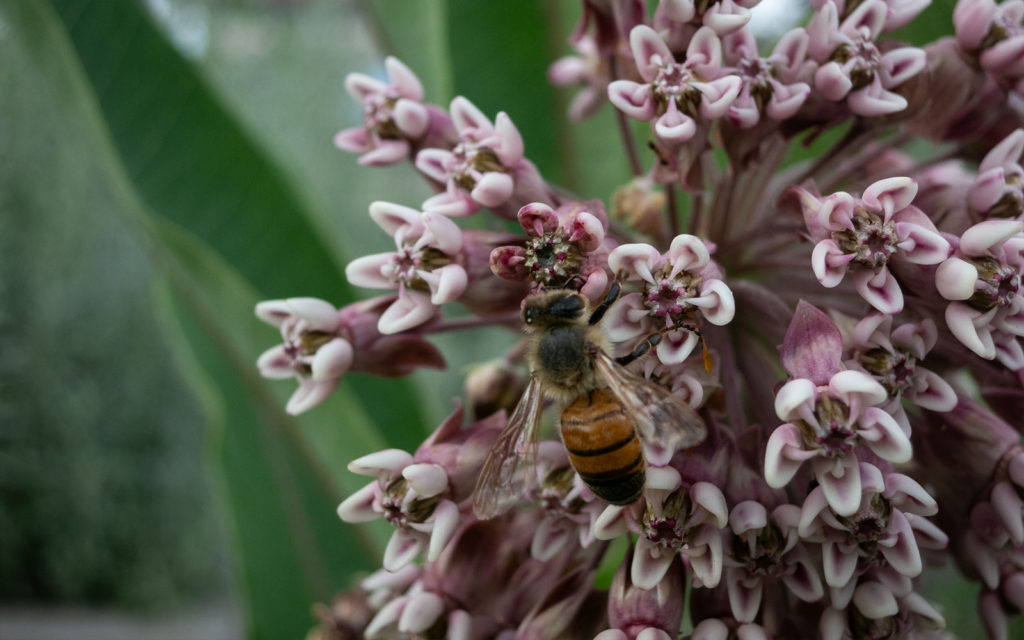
<box><xmin>472</xmin><ymin>281</ymin><xmax>708</xmax><ymax>519</ymax></box>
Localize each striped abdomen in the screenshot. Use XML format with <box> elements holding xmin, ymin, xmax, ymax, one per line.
<box><xmin>560</xmin><ymin>388</ymin><xmax>645</xmax><ymax>505</ymax></box>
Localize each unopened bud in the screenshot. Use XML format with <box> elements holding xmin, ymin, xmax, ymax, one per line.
<box><xmin>463</xmin><ymin>359</ymin><xmax>527</xmax><ymax>420</ymax></box>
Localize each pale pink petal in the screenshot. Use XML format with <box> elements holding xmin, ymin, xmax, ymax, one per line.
<box><xmin>863</xmin><ymin>177</ymin><xmax>918</xmax><ymax>218</ymax></box>
<box><xmin>853</xmin><ymin>582</ymin><xmax>899</xmax><ymax>619</ymax></box>
<box><xmin>311</xmin><ymin>338</ymin><xmax>354</xmax><ymax>381</ymax></box>
<box><xmin>816</xmin><ymin>454</ymin><xmax>863</xmax><ymax>516</ymax></box>
<box><xmin>774</xmin><ymin>378</ymin><xmax>817</xmax><ymax>422</ymax></box>
<box><xmin>286</xmin><ymin>377</ymin><xmax>338</xmax><ymax>415</ymax></box>
<box><xmin>953</xmin><ymin>0</ymin><xmax>997</xmax><ymax>49</ymax></box>
<box><xmin>935</xmin><ymin>257</ymin><xmax>979</xmax><ymax>300</ymax></box>
<box><xmin>907</xmin><ymin>369</ymin><xmax>958</xmax><ymax>412</ymax></box>
<box><xmin>257</xmin><ymin>345</ymin><xmax>297</xmax><ymax>379</ymax></box>
<box><xmin>812</xmin><ymin>240</ymin><xmax>853</xmax><ymax>287</ymax></box>
<box><xmin>692</xmin><ymin>280</ymin><xmax>736</xmax><ymax>325</ymax></box>
<box><xmin>884</xmin><ymin>473</ymin><xmax>938</xmax><ymax>516</ymax></box>
<box><xmin>661</xmin><ymin>0</ymin><xmax>697</xmax><ymax>23</ymax></box>
<box><xmin>608</xmin><ymin>80</ymin><xmax>657</xmax><ymax>120</ymax></box>
<box><xmin>691</xmin><ymin>619</ymin><xmax>729</xmax><ymax>640</ymax></box>
<box><xmin>593</xmin><ymin>505</ymin><xmax>632</xmax><ymax>540</ymax></box>
<box><xmin>815</xmin><ymin>61</ymin><xmax>853</xmax><ymax>101</ymax></box>
<box><xmin>383</xmin><ymin>529</ymin><xmax>427</xmax><ymax>572</ymax></box>
<box><xmin>347</xmin><ymin>252</ymin><xmax>399</xmax><ymax>290</ymax></box>
<box><xmin>378</xmin><ymin>291</ymin><xmax>436</xmax><ymax>334</ymax></box>
<box><xmin>764</xmin><ymin>423</ymin><xmax>816</xmax><ymax>488</ymax></box>
<box><xmin>426</xmin><ymin>499</ymin><xmax>460</xmax><ymax>561</ymax></box>
<box><xmin>531</xmin><ymin>516</ymin><xmax>573</xmax><ymax>561</ymax></box>
<box><xmin>450</xmin><ymin>96</ymin><xmax>492</xmax><ymax>134</ymax></box>
<box><xmin>398</xmin><ymin>592</ymin><xmax>444</xmax><ymax>634</ymax></box>
<box><xmin>668</xmin><ymin>234</ymin><xmax>711</xmax><ymax>273</ymax></box>
<box><xmin>857</xmin><ymin>407</ymin><xmax>913</xmax><ymax>463</ymax></box>
<box><xmin>631</xmin><ymin>536</ymin><xmax>676</xmax><ymax>589</ymax></box>
<box><xmin>879</xmin><ymin>47</ymin><xmax>927</xmax><ymax>87</ymax></box>
<box><xmin>392</xmin><ymin>99</ymin><xmax>429</xmax><ymax>138</ymax></box>
<box><xmin>344</xmin><ymin>72</ymin><xmax>386</xmax><ymax>101</ymax></box>
<box><xmin>945</xmin><ymin>302</ymin><xmax>997</xmax><ymax>358</ymax></box>
<box><xmin>842</xmin><ymin>0</ymin><xmax>886</xmax><ymax>40</ymax></box>
<box><xmin>656</xmin><ymin>329</ymin><xmax>699</xmax><ymax>365</ymax></box>
<box><xmin>369</xmin><ymin>201</ymin><xmax>424</xmax><ymax>236</ymax></box>
<box><xmin>847</xmin><ymin>82</ymin><xmax>908</xmax><ymax>116</ymax></box>
<box><xmin>655</xmin><ymin>102</ymin><xmax>698</xmax><ymax>143</ymax></box>
<box><xmin>699</xmin><ymin>75</ymin><xmax>744</xmax><ymax>119</ymax></box>
<box><xmin>569</xmin><ymin>211</ymin><xmax>606</xmax><ymax>252</ymax></box>
<box><xmin>471</xmin><ymin>172</ymin><xmax>514</xmax><ymax>207</ymax></box>
<box><xmin>336</xmin><ymin>482</ymin><xmax>380</xmax><ymax>523</ymax></box>
<box><xmin>349</xmin><ymin>448</ymin><xmax>413</xmax><ymax>476</ymax></box>
<box><xmin>852</xmin><ymin>267</ymin><xmax>904</xmax><ymax>314</ymax></box>
<box><xmin>359</xmin><ymin>140</ymin><xmax>412</xmax><ymax>166</ymax></box>
<box><xmin>726</xmin><ymin>569</ymin><xmax>763</xmax><ymax>622</ymax></box>
<box><xmin>960</xmin><ymin>219</ymin><xmax>1024</xmax><ymax>255</ymax></box>
<box><xmin>688</xmin><ymin>526</ymin><xmax>724</xmax><ymax>587</ymax></box>
<box><xmin>765</xmin><ymin>80</ymin><xmax>810</xmax><ymax>120</ymax></box>
<box><xmin>384</xmin><ymin>56</ymin><xmax>424</xmax><ymax>101</ymax></box>
<box><xmin>879</xmin><ymin>510</ymin><xmax>923</xmax><ymax>577</ymax></box>
<box><xmin>822</xmin><ymin>539</ymin><xmax>859</xmax><ymax>588</ymax></box>
<box><xmin>630</xmin><ymin>25</ymin><xmax>674</xmax><ymax>82</ymax></box>
<box><xmin>992</xmin><ymin>481</ymin><xmax>1024</xmax><ymax>545</ymax></box>
<box><xmin>493</xmin><ymin>112</ymin><xmax>524</xmax><ymax>166</ymax></box>
<box><xmin>687</xmin><ymin>27</ymin><xmax>725</xmax><ymax>78</ymax></box>
<box><xmin>782</xmin><ymin>548</ymin><xmax>825</xmax><ymax>602</ymax></box>
<box><xmin>692</xmin><ymin>482</ymin><xmax>730</xmax><ymax>527</ymax></box>
<box><xmin>365</xmin><ymin>596</ymin><xmax>407</xmax><ymax>639</ymax></box>
<box><xmin>980</xmin><ymin>128</ymin><xmax>1024</xmax><ymax>173</ymax></box>
<box><xmin>418</xmin><ymin>264</ymin><xmax>467</xmax><ymax>306</ymax></box>
<box><xmin>608</xmin><ymin>243</ymin><xmax>663</xmax><ymax>283</ymax></box>
<box><xmin>518</xmin><ymin>202</ymin><xmax>559</xmax><ymax>236</ymax></box>
<box><xmin>895</xmin><ymin>222</ymin><xmax>951</xmax><ymax>264</ymax></box>
<box><xmin>703</xmin><ymin>1</ymin><xmax>752</xmax><ymax>35</ymax></box>
<box><xmin>402</xmin><ymin>463</ymin><xmax>448</xmax><ymax>497</ymax></box>
<box><xmin>415</xmin><ymin>148</ymin><xmax>453</xmax><ymax>183</ymax></box>
<box><xmin>334</xmin><ymin>126</ymin><xmax>371</xmax><ymax>153</ymax></box>
<box><xmin>969</xmin><ymin>167</ymin><xmax>1009</xmax><ymax>212</ymax></box>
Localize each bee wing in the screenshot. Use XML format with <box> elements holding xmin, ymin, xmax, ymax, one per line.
<box><xmin>472</xmin><ymin>375</ymin><xmax>545</xmax><ymax>520</ymax></box>
<box><xmin>594</xmin><ymin>352</ymin><xmax>707</xmax><ymax>458</ymax></box>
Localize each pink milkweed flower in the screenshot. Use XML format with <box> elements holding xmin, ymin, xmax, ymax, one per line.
<box><xmin>806</xmin><ymin>0</ymin><xmax>927</xmax><ymax>116</ymax></box>
<box><xmin>818</xmin><ymin>584</ymin><xmax>946</xmax><ymax>639</ymax></box>
<box><xmin>549</xmin><ymin>34</ymin><xmax>615</xmax><ymax>122</ymax></box>
<box><xmin>337</xmin><ymin>404</ymin><xmax>503</xmax><ymax>572</ymax></box>
<box><xmin>526</xmin><ymin>441</ymin><xmax>604</xmax><ymax>561</ymax></box>
<box><xmin>969</xmin><ymin>128</ymin><xmax>1024</xmax><ymax>220</ymax></box>
<box><xmin>346</xmin><ymin>201</ymin><xmax>470</xmax><ymax>334</ymax></box>
<box><xmin>954</xmin><ymin>0</ymin><xmax>1024</xmax><ymax>94</ymax></box>
<box><xmin>846</xmin><ymin>314</ymin><xmax>958</xmax><ymax>413</ymax></box>
<box><xmin>606</xmin><ymin>234</ymin><xmax>735</xmax><ymax>366</ymax></box>
<box><xmin>764</xmin><ymin>369</ymin><xmax>913</xmax><ymax>517</ymax></box>
<box><xmin>490</xmin><ymin>200</ymin><xmax>612</xmax><ymax>298</ymax></box>
<box><xmin>656</xmin><ymin>0</ymin><xmax>761</xmax><ymax>37</ymax></box>
<box><xmin>255</xmin><ymin>296</ymin><xmax>444</xmax><ymax>414</ymax></box>
<box><xmin>608</xmin><ymin>25</ymin><xmax>742</xmax><ymax>145</ymax></box>
<box><xmin>594</xmin><ymin>550</ymin><xmax>685</xmax><ymax>640</ymax></box>
<box><xmin>723</xmin><ymin>501</ymin><xmax>824</xmax><ymax>623</ymax></box>
<box><xmin>334</xmin><ymin>57</ymin><xmax>444</xmax><ymax>166</ymax></box>
<box><xmin>795</xmin><ymin>177</ymin><xmax>951</xmax><ymax>314</ymax></box>
<box><xmin>934</xmin><ymin>219</ymin><xmax>1024</xmax><ymax>363</ymax></box>
<box><xmin>594</xmin><ymin>466</ymin><xmax>729</xmax><ymax>589</ymax></box>
<box><xmin>416</xmin><ymin>97</ymin><xmax>548</xmax><ymax>218</ymax></box>
<box><xmin>811</xmin><ymin>0</ymin><xmax>932</xmax><ymax>32</ymax></box>
<box><xmin>721</xmin><ymin>26</ymin><xmax>812</xmax><ymax>129</ymax></box>
<box><xmin>797</xmin><ymin>462</ymin><xmax>945</xmax><ymax>601</ymax></box>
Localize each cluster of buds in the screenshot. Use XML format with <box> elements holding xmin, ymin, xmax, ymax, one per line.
<box><xmin>255</xmin><ymin>1</ymin><xmax>1024</xmax><ymax>638</ymax></box>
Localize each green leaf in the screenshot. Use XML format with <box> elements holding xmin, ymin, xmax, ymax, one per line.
<box><xmin>0</xmin><ymin>0</ymin><xmax>227</xmax><ymax>607</ymax></box>
<box><xmin>50</xmin><ymin>0</ymin><xmax>346</xmax><ymax>302</ymax></box>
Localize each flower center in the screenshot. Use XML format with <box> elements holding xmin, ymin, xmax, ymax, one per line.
<box><xmin>642</xmin><ymin>265</ymin><xmax>702</xmax><ymax>323</ymax></box>
<box><xmin>832</xmin><ymin>35</ymin><xmax>882</xmax><ymax>90</ymax></box>
<box><xmin>968</xmin><ymin>256</ymin><xmax>1021</xmax><ymax>311</ymax></box>
<box><xmin>364</xmin><ymin>94</ymin><xmax>402</xmax><ymax>139</ymax></box>
<box><xmin>860</xmin><ymin>347</ymin><xmax>916</xmax><ymax>397</ymax></box>
<box><xmin>449</xmin><ymin>143</ymin><xmax>506</xmax><ymax>192</ymax></box>
<box><xmin>383</xmin><ymin>477</ymin><xmax>440</xmax><ymax>527</ymax></box>
<box><xmin>834</xmin><ymin>206</ymin><xmax>898</xmax><ymax>269</ymax></box>
<box><xmin>652</xmin><ymin>64</ymin><xmax>703</xmax><ymax>116</ymax></box>
<box><xmin>523</xmin><ymin>230</ymin><xmax>584</xmax><ymax>285</ymax></box>
<box><xmin>732</xmin><ymin>524</ymin><xmax>785</xmax><ymax>576</ymax></box>
<box><xmin>797</xmin><ymin>395</ymin><xmax>856</xmax><ymax>458</ymax></box>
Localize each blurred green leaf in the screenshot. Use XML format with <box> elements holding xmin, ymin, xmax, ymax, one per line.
<box><xmin>0</xmin><ymin>0</ymin><xmax>227</xmax><ymax>607</ymax></box>
<box><xmin>50</xmin><ymin>0</ymin><xmax>345</xmax><ymax>303</ymax></box>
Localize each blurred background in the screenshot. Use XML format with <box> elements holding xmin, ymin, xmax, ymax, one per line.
<box><xmin>0</xmin><ymin>0</ymin><xmax>1001</xmax><ymax>639</ymax></box>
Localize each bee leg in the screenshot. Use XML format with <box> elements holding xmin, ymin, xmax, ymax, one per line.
<box><xmin>588</xmin><ymin>279</ymin><xmax>622</xmax><ymax>326</ymax></box>
<box><xmin>616</xmin><ymin>333</ymin><xmax>662</xmax><ymax>366</ymax></box>
<box><xmin>554</xmin><ymin>274</ymin><xmax>587</xmax><ymax>291</ymax></box>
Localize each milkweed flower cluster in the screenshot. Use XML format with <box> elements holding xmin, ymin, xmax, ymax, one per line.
<box><xmin>254</xmin><ymin>1</ymin><xmax>1024</xmax><ymax>638</ymax></box>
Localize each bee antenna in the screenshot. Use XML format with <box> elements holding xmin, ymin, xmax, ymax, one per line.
<box><xmin>555</xmin><ymin>274</ymin><xmax>586</xmax><ymax>290</ymax></box>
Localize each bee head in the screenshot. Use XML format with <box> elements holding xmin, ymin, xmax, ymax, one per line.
<box><xmin>522</xmin><ymin>290</ymin><xmax>589</xmax><ymax>328</ymax></box>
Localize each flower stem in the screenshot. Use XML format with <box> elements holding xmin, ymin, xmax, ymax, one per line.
<box><xmin>608</xmin><ymin>55</ymin><xmax>643</xmax><ymax>177</ymax></box>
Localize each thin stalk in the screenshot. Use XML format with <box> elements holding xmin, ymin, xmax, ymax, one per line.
<box><xmin>608</xmin><ymin>55</ymin><xmax>644</xmax><ymax>177</ymax></box>
<box><xmin>430</xmin><ymin>312</ymin><xmax>522</xmax><ymax>334</ymax></box>
<box><xmin>667</xmin><ymin>182</ymin><xmax>681</xmax><ymax>239</ymax></box>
